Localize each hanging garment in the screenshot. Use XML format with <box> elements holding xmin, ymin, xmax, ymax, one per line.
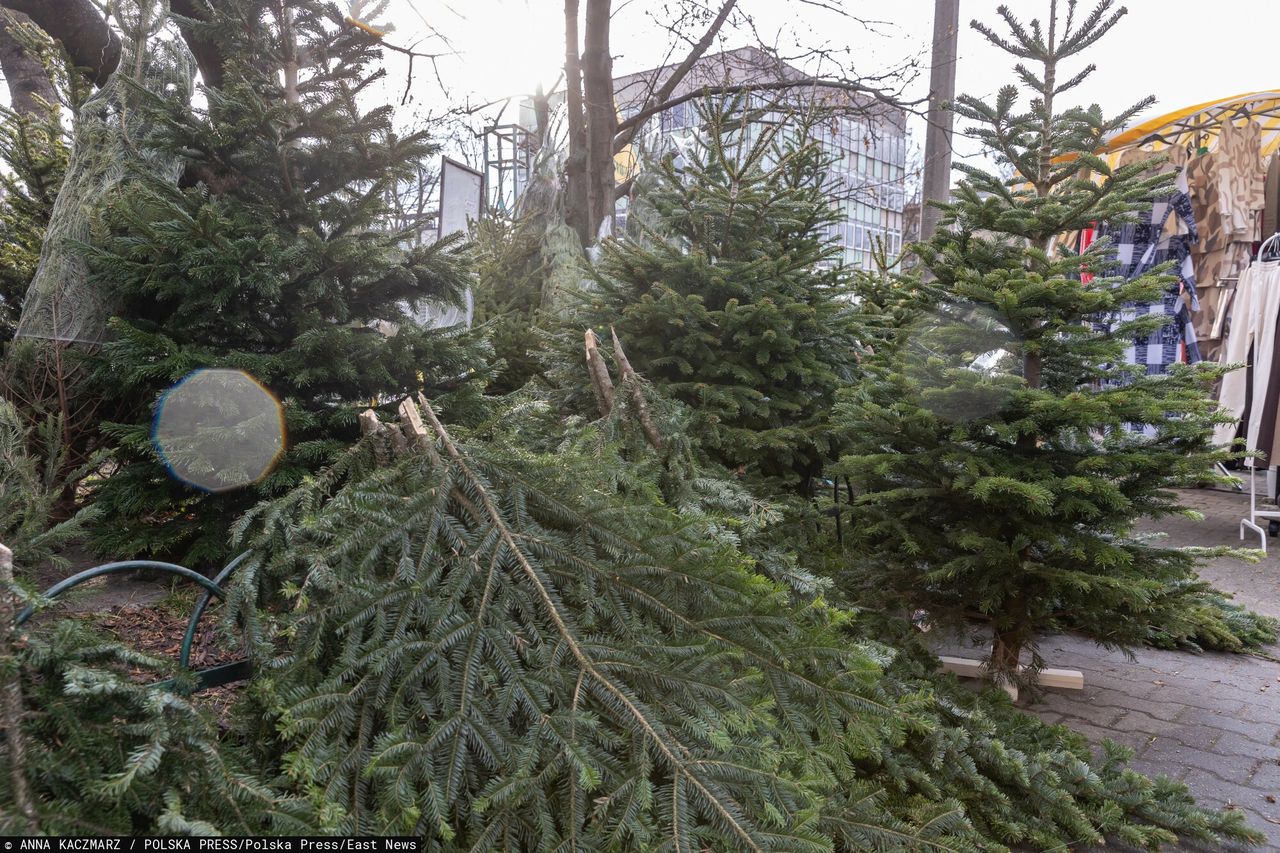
<box><xmin>1265</xmin><ymin>153</ymin><xmax>1280</xmax><ymax>242</ymax></box>
<box><xmin>1194</xmin><ymin>242</ymin><xmax>1254</xmax><ymax>291</ymax></box>
<box><xmin>1253</xmin><ymin>303</ymin><xmax>1280</xmax><ymax>464</ymax></box>
<box><xmin>1187</xmin><ymin>150</ymin><xmax>1227</xmax><ymax>255</ymax></box>
<box><xmin>1215</xmin><ymin>259</ymin><xmax>1280</xmax><ymax>450</ymax></box>
<box><xmin>1192</xmin><ymin>242</ymin><xmax>1253</xmax><ymax>370</ymax></box>
<box><xmin>1094</xmin><ymin>148</ymin><xmax>1201</xmax><ymax>392</ymax></box>
<box><xmin>1078</xmin><ymin>224</ymin><xmax>1097</xmax><ymax>284</ymax></box>
<box><xmin>1193</xmin><ymin>278</ymin><xmax>1236</xmax><ymax>367</ymax></box>
<box><xmin>1216</xmin><ymin>119</ymin><xmax>1266</xmax><ymax>243</ymax></box>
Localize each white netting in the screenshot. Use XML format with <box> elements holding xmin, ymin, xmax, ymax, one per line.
<box><xmin>14</xmin><ymin>1</ymin><xmax>194</xmax><ymax>344</ymax></box>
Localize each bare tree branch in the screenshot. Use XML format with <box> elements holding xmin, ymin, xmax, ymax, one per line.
<box><xmin>0</xmin><ymin>10</ymin><xmax>56</xmax><ymax>117</ymax></box>
<box><xmin>612</xmin><ymin>0</ymin><xmax>737</xmax><ymax>156</ymax></box>
<box><xmin>616</xmin><ymin>78</ymin><xmax>927</xmax><ymax>138</ymax></box>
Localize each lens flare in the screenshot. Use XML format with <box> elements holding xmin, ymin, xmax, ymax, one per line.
<box><xmin>901</xmin><ymin>301</ymin><xmax>1024</xmax><ymax>424</ymax></box>
<box><xmin>152</xmin><ymin>368</ymin><xmax>285</xmax><ymax>492</ymax></box>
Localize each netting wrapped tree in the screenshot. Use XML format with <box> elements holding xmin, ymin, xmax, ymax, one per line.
<box><xmin>83</xmin><ymin>0</ymin><xmax>482</xmax><ymax>563</ymax></box>
<box><xmin>3</xmin><ymin>1</ymin><xmax>195</xmax><ymax>504</ymax></box>
<box><xmin>14</xmin><ymin>1</ymin><xmax>193</xmax><ymax>346</ymax></box>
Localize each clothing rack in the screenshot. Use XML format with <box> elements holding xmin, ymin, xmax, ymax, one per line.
<box><xmin>1263</xmin><ymin>231</ymin><xmax>1280</xmax><ymax>263</ymax></box>
<box><xmin>1239</xmin><ymin>233</ymin><xmax>1280</xmax><ymax>550</ymax></box>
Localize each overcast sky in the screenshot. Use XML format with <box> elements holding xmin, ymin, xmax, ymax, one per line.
<box><xmin>372</xmin><ymin>0</ymin><xmax>1277</xmax><ymax>176</ymax></box>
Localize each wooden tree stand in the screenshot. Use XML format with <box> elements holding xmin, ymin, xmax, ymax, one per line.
<box><xmin>939</xmin><ymin>655</ymin><xmax>1084</xmax><ymax>702</ymax></box>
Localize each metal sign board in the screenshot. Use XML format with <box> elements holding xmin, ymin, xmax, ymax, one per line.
<box><xmin>438</xmin><ymin>156</ymin><xmax>484</xmax><ymax>241</ymax></box>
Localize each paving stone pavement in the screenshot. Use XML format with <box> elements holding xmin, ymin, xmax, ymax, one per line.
<box><xmin>935</xmin><ymin>477</ymin><xmax>1280</xmax><ymax>850</ymax></box>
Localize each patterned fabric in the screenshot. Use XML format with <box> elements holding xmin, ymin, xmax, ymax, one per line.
<box><xmin>1092</xmin><ymin>150</ymin><xmax>1202</xmax><ymax>434</ymax></box>
<box><xmin>1193</xmin><ymin>279</ymin><xmax>1237</xmax><ymax>367</ymax></box>
<box><xmin>1187</xmin><ymin>151</ymin><xmax>1227</xmax><ymax>254</ymax></box>
<box><xmin>1217</xmin><ymin>120</ymin><xmax>1267</xmax><ymax>242</ymax></box>
<box><xmin>1193</xmin><ymin>243</ymin><xmax>1254</xmax><ymax>291</ymax></box>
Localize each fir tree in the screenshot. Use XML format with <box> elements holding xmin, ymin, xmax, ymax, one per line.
<box><xmin>837</xmin><ymin>0</ymin><xmax>1236</xmax><ymax>689</ymax></box>
<box><xmin>572</xmin><ymin>100</ymin><xmax>863</xmax><ymax>494</ymax></box>
<box><xmin>0</xmin><ymin>610</ymin><xmax>310</xmax><ymax>834</ymax></box>
<box><xmin>0</xmin><ymin>22</ymin><xmax>68</xmax><ymax>344</ymax></box>
<box><xmin>84</xmin><ymin>0</ymin><xmax>481</xmax><ymax>563</ymax></box>
<box><xmin>222</xmin><ymin>395</ymin><xmax>1259</xmax><ymax>850</ymax></box>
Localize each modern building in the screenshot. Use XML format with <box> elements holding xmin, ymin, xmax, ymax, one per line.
<box><xmin>488</xmin><ymin>46</ymin><xmax>909</xmax><ymax>269</ymax></box>
<box><xmin>610</xmin><ymin>46</ymin><xmax>909</xmax><ymax>269</ymax></box>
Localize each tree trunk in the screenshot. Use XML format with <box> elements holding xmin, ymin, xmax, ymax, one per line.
<box><xmin>991</xmin><ymin>577</ymin><xmax>1030</xmax><ymax>692</ymax></box>
<box><xmin>562</xmin><ymin>0</ymin><xmax>592</xmax><ymax>247</ymax></box>
<box><xmin>169</xmin><ymin>0</ymin><xmax>224</xmax><ymax>89</ymax></box>
<box><xmin>0</xmin><ymin>0</ymin><xmax>120</xmax><ymax>86</ymax></box>
<box><xmin>0</xmin><ymin>10</ymin><xmax>56</xmax><ymax>118</ymax></box>
<box><xmin>920</xmin><ymin>0</ymin><xmax>958</xmax><ymax>244</ymax></box>
<box><xmin>990</xmin><ymin>629</ymin><xmax>1021</xmax><ymax>675</ymax></box>
<box><xmin>581</xmin><ymin>0</ymin><xmax>615</xmax><ymax>241</ymax></box>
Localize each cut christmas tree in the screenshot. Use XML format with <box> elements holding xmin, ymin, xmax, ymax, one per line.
<box><xmin>838</xmin><ymin>0</ymin><xmax>1235</xmax><ymax>694</ymax></box>
<box><xmin>82</xmin><ymin>0</ymin><xmax>481</xmax><ymax>563</ymax></box>
<box><xmin>571</xmin><ymin>100</ymin><xmax>864</xmax><ymax>495</ymax></box>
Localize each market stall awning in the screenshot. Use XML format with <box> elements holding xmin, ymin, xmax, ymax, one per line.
<box><xmin>1101</xmin><ymin>90</ymin><xmax>1280</xmax><ymax>157</ymax></box>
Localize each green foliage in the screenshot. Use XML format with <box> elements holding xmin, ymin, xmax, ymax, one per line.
<box><xmin>0</xmin><ymin>61</ymin><xmax>68</xmax><ymax>343</ymax></box>
<box><xmin>84</xmin><ymin>0</ymin><xmax>483</xmax><ymax>564</ymax></box>
<box><xmin>0</xmin><ymin>397</ymin><xmax>99</xmax><ymax>572</ymax></box>
<box><xmin>227</xmin><ymin>403</ymin><xmax>918</xmax><ymax>849</ymax></box>
<box><xmin>0</xmin><ymin>616</ymin><xmax>310</xmax><ymax>835</ymax></box>
<box><xmin>1110</xmin><ymin>576</ymin><xmax>1279</xmax><ymax>653</ymax></box>
<box><xmin>837</xmin><ymin>1</ymin><xmax>1237</xmax><ymax>687</ymax></box>
<box><xmin>471</xmin><ymin>154</ymin><xmax>582</xmax><ymax>395</ymax></box>
<box><xmin>862</xmin><ymin>628</ymin><xmax>1261</xmax><ymax>852</ymax></box>
<box><xmin>218</xmin><ymin>396</ymin><xmax>1259</xmax><ymax>850</ymax></box>
<box><xmin>570</xmin><ymin>100</ymin><xmax>864</xmax><ymax>494</ymax></box>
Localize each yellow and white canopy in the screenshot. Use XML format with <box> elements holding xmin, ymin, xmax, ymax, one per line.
<box><xmin>1100</xmin><ymin>90</ymin><xmax>1280</xmax><ymax>160</ymax></box>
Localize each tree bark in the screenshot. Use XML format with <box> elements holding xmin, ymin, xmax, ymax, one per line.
<box><xmin>169</xmin><ymin>0</ymin><xmax>225</xmax><ymax>90</ymax></box>
<box><xmin>1</xmin><ymin>0</ymin><xmax>226</xmax><ymax>91</ymax></box>
<box><xmin>562</xmin><ymin>0</ymin><xmax>591</xmax><ymax>247</ymax></box>
<box><xmin>920</xmin><ymin>0</ymin><xmax>958</xmax><ymax>243</ymax></box>
<box><xmin>580</xmin><ymin>0</ymin><xmax>615</xmax><ymax>241</ymax></box>
<box><xmin>584</xmin><ymin>328</ymin><xmax>615</xmax><ymax>416</ymax></box>
<box><xmin>0</xmin><ymin>10</ymin><xmax>56</xmax><ymax>118</ymax></box>
<box><xmin>0</xmin><ymin>0</ymin><xmax>120</xmax><ymax>86</ymax></box>
<box><xmin>610</xmin><ymin>326</ymin><xmax>662</xmax><ymax>451</ymax></box>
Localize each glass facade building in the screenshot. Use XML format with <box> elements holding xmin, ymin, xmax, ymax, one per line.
<box><xmin>612</xmin><ymin>48</ymin><xmax>909</xmax><ymax>270</ymax></box>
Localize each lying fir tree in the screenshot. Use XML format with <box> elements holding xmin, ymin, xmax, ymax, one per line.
<box><xmin>219</xmin><ymin>395</ymin><xmax>1259</xmax><ymax>850</ymax></box>
<box><xmin>0</xmin><ymin>585</ymin><xmax>309</xmax><ymax>834</ymax></box>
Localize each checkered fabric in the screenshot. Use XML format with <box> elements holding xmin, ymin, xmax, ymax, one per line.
<box><xmin>1093</xmin><ymin>169</ymin><xmax>1201</xmax><ymax>376</ymax></box>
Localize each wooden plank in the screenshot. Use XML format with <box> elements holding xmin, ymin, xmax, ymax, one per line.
<box><xmin>1037</xmin><ymin>667</ymin><xmax>1085</xmax><ymax>690</ymax></box>
<box><xmin>939</xmin><ymin>655</ymin><xmax>1083</xmax><ymax>692</ymax></box>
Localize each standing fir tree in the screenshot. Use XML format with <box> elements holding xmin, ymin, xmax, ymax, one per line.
<box><xmin>573</xmin><ymin>101</ymin><xmax>863</xmax><ymax>494</ymax></box>
<box><xmin>838</xmin><ymin>1</ymin><xmax>1233</xmax><ymax>689</ymax></box>
<box><xmin>85</xmin><ymin>0</ymin><xmax>479</xmax><ymax>562</ymax></box>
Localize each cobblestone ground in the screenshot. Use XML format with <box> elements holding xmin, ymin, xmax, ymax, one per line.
<box><xmin>944</xmin><ymin>477</ymin><xmax>1280</xmax><ymax>850</ymax></box>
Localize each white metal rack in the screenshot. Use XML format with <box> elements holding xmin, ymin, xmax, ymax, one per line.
<box><xmin>1237</xmin><ymin>233</ymin><xmax>1280</xmax><ymax>552</ymax></box>
<box><xmin>1241</xmin><ymin>465</ymin><xmax>1280</xmax><ymax>552</ymax></box>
